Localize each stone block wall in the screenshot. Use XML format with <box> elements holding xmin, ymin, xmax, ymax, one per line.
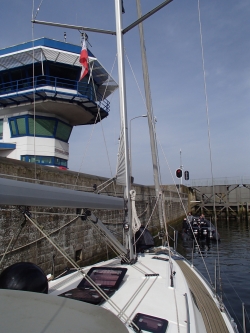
<box><xmin>0</xmin><ymin>157</ymin><xmax>188</xmax><ymax>275</ymax></box>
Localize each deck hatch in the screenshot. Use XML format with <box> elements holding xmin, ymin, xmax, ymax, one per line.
<box><xmin>59</xmin><ymin>266</ymin><xmax>127</xmax><ymax>305</ymax></box>
<box><xmin>132</xmin><ymin>313</ymin><xmax>168</xmax><ymax>333</ymax></box>
<box><xmin>77</xmin><ymin>266</ymin><xmax>127</xmax><ymax>290</ymax></box>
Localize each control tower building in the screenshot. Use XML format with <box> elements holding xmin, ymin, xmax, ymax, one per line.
<box><xmin>0</xmin><ymin>38</ymin><xmax>118</xmax><ymax>169</ymax></box>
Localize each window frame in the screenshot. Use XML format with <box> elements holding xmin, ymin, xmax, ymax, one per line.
<box><xmin>8</xmin><ymin>115</ymin><xmax>72</xmax><ymax>142</ymax></box>
<box><xmin>21</xmin><ymin>155</ymin><xmax>68</xmax><ymax>168</ymax></box>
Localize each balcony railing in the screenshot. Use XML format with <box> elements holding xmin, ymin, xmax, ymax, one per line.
<box><xmin>0</xmin><ymin>75</ymin><xmax>110</xmax><ymax>112</ymax></box>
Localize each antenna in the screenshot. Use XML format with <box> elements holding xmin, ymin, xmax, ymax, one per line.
<box><xmin>80</xmin><ymin>32</ymin><xmax>88</xmax><ymax>41</ymax></box>
<box><xmin>79</xmin><ymin>32</ymin><xmax>92</xmax><ymax>47</ymax></box>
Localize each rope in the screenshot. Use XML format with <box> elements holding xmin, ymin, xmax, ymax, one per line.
<box><xmin>89</xmin><ymin>221</ymin><xmax>129</xmax><ymax>263</ymax></box>
<box><xmin>130</xmin><ymin>190</ymin><xmax>141</xmax><ymax>233</ymax></box>
<box><xmin>133</xmin><ymin>195</ymin><xmax>159</xmax><ymax>248</ymax></box>
<box><xmin>0</xmin><ymin>213</ymin><xmax>79</xmax><ymax>258</ymax></box>
<box><xmin>97</xmin><ymin>178</ymin><xmax>115</xmax><ymax>194</ymax></box>
<box><xmin>0</xmin><ymin>235</ymin><xmax>14</xmax><ymax>268</ymax></box>
<box><xmin>137</xmin><ymin>202</ymin><xmax>148</xmax><ymax>218</ymax></box>
<box><xmin>0</xmin><ymin>215</ymin><xmax>28</xmax><ymax>269</ymax></box>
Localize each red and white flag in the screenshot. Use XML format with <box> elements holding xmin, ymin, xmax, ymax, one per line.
<box><xmin>79</xmin><ymin>39</ymin><xmax>88</xmax><ymax>81</ymax></box>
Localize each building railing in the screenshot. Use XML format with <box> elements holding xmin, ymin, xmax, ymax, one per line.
<box><xmin>188</xmin><ymin>177</ymin><xmax>250</xmax><ymax>187</ymax></box>
<box><xmin>0</xmin><ymin>75</ymin><xmax>110</xmax><ymax>112</ymax></box>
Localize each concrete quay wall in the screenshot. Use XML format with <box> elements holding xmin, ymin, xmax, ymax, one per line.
<box><xmin>0</xmin><ymin>157</ymin><xmax>189</xmax><ymax>275</ymax></box>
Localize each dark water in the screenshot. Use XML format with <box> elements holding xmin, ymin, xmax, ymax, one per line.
<box><xmin>176</xmin><ymin>219</ymin><xmax>250</xmax><ymax>333</ymax></box>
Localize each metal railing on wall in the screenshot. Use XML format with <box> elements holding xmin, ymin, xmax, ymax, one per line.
<box><xmin>188</xmin><ymin>177</ymin><xmax>250</xmax><ymax>187</ymax></box>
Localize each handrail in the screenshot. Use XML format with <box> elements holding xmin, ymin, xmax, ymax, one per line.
<box><xmin>172</xmin><ymin>249</ymin><xmax>239</xmax><ymax>332</ymax></box>
<box><xmin>184</xmin><ymin>293</ymin><xmax>190</xmax><ymax>333</ymax></box>
<box><xmin>0</xmin><ymin>75</ymin><xmax>110</xmax><ymax>112</ymax></box>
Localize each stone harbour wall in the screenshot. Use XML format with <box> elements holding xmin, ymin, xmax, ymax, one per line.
<box><xmin>0</xmin><ymin>157</ymin><xmax>189</xmax><ymax>276</ymax></box>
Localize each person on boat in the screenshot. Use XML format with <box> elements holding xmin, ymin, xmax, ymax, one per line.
<box><xmin>186</xmin><ymin>212</ymin><xmax>193</xmax><ymax>225</ymax></box>
<box><xmin>182</xmin><ymin>218</ymin><xmax>188</xmax><ymax>233</ymax></box>
<box><xmin>200</xmin><ymin>214</ymin><xmax>205</xmax><ymax>222</ymax></box>
<box><xmin>199</xmin><ymin>214</ymin><xmax>207</xmax><ymax>226</ymax></box>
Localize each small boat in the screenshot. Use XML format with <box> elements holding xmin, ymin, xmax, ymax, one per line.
<box><xmin>182</xmin><ymin>215</ymin><xmax>220</xmax><ymax>241</ymax></box>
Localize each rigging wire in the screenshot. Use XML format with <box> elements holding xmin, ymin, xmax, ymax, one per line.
<box><xmin>31</xmin><ymin>1</ymin><xmax>37</xmax><ymax>182</ymax></box>
<box><xmin>158</xmin><ymin>136</ymin><xmax>213</xmax><ymax>286</ymax></box>
<box><xmin>32</xmin><ymin>0</ymin><xmax>41</xmax><ymax>259</ymax></box>
<box><xmin>221</xmin><ymin>266</ymin><xmax>250</xmax><ymax>329</ymax></box>
<box><xmin>124</xmin><ymin>23</ymin><xmax>215</xmax><ymax>289</ymax></box>
<box><xmin>197</xmin><ymin>0</ymin><xmax>222</xmax><ymax>298</ymax></box>
<box><xmin>73</xmin><ymin>51</ymin><xmax>118</xmax><ymax>189</ymax></box>
<box><xmin>125</xmin><ymin>37</ymin><xmax>203</xmax><ymax>310</ymax></box>
<box><xmin>33</xmin><ymin>0</ymin><xmax>45</xmax><ymax>21</ymax></box>
<box><xmin>23</xmin><ymin>213</ymin><xmax>140</xmax><ymax>328</ymax></box>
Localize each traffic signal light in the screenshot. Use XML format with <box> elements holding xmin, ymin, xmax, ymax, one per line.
<box><xmin>176</xmin><ymin>168</ymin><xmax>182</xmax><ymax>178</ymax></box>
<box><xmin>184</xmin><ymin>170</ymin><xmax>189</xmax><ymax>180</ymax></box>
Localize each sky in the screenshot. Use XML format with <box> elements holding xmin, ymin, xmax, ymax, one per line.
<box><xmin>0</xmin><ymin>0</ymin><xmax>249</xmax><ymax>186</ymax></box>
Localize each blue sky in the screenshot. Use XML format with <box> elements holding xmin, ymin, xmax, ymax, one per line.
<box><xmin>0</xmin><ymin>0</ymin><xmax>249</xmax><ymax>185</ymax></box>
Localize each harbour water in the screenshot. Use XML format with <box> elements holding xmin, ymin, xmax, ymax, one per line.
<box><xmin>176</xmin><ymin>218</ymin><xmax>250</xmax><ymax>333</ymax></box>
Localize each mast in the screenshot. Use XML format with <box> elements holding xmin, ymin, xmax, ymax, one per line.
<box><xmin>135</xmin><ymin>0</ymin><xmax>164</xmax><ymax>230</ymax></box>
<box><xmin>114</xmin><ymin>0</ymin><xmax>134</xmax><ymax>260</ymax></box>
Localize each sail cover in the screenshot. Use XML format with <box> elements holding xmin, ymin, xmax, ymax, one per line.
<box><xmin>0</xmin><ymin>178</ymin><xmax>123</xmax><ymax>210</ymax></box>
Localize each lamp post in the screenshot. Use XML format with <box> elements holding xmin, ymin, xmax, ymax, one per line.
<box><xmin>129</xmin><ymin>115</ymin><xmax>147</xmax><ymax>177</ymax></box>
<box><xmin>180</xmin><ymin>148</ymin><xmax>183</xmax><ymax>185</ymax></box>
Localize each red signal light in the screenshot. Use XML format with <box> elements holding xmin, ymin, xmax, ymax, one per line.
<box><xmin>176</xmin><ymin>168</ymin><xmax>182</xmax><ymax>178</ymax></box>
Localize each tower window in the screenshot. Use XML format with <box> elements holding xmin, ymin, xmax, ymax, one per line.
<box><xmin>10</xmin><ymin>119</ymin><xmax>17</xmax><ymax>136</ymax></box>
<box><xmin>56</xmin><ymin>121</ymin><xmax>72</xmax><ymax>141</ymax></box>
<box><xmin>16</xmin><ymin>117</ymin><xmax>26</xmax><ymax>135</ymax></box>
<box><xmin>28</xmin><ymin>117</ymin><xmax>56</xmax><ymax>137</ymax></box>
<box><xmin>8</xmin><ymin>115</ymin><xmax>72</xmax><ymax>142</ymax></box>
<box><xmin>21</xmin><ymin>155</ymin><xmax>67</xmax><ymax>168</ymax></box>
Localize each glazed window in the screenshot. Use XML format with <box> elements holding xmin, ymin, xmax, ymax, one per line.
<box><xmin>55</xmin><ymin>121</ymin><xmax>72</xmax><ymax>141</ymax></box>
<box><xmin>16</xmin><ymin>117</ymin><xmax>26</xmax><ymax>135</ymax></box>
<box><xmin>8</xmin><ymin>115</ymin><xmax>72</xmax><ymax>142</ymax></box>
<box><xmin>132</xmin><ymin>313</ymin><xmax>168</xmax><ymax>333</ymax></box>
<box><xmin>29</xmin><ymin>117</ymin><xmax>56</xmax><ymax>137</ymax></box>
<box><xmin>54</xmin><ymin>157</ymin><xmax>67</xmax><ymax>167</ymax></box>
<box><xmin>21</xmin><ymin>155</ymin><xmax>67</xmax><ymax>168</ymax></box>
<box><xmin>10</xmin><ymin>119</ymin><xmax>17</xmax><ymax>136</ymax></box>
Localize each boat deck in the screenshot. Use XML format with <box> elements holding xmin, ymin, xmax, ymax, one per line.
<box><xmin>176</xmin><ymin>260</ymin><xmax>229</xmax><ymax>333</ymax></box>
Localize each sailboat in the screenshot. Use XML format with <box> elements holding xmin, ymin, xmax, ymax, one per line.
<box><xmin>0</xmin><ymin>1</ymin><xmax>239</xmax><ymax>332</ymax></box>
